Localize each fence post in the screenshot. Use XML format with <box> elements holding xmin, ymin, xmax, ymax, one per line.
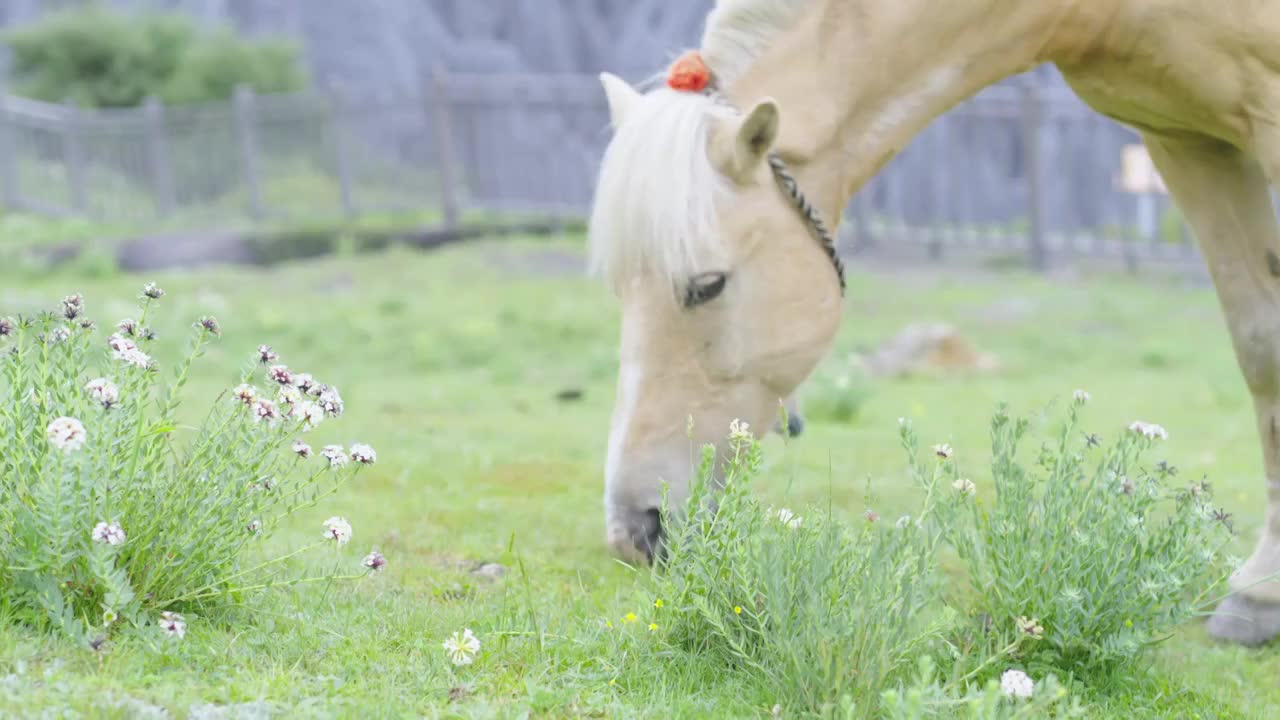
<box><xmin>0</xmin><ymin>88</ymin><xmax>19</xmax><ymax>210</ymax></box>
<box><xmin>326</xmin><ymin>79</ymin><xmax>356</xmax><ymax>220</ymax></box>
<box><xmin>429</xmin><ymin>64</ymin><xmax>460</xmax><ymax>231</ymax></box>
<box><xmin>233</xmin><ymin>85</ymin><xmax>265</xmax><ymax>221</ymax></box>
<box><xmin>62</xmin><ymin>97</ymin><xmax>89</xmax><ymax>215</ymax></box>
<box><xmin>143</xmin><ymin>96</ymin><xmax>175</xmax><ymax>218</ymax></box>
<box><xmin>1019</xmin><ymin>82</ymin><xmax>1047</xmax><ymax>271</ymax></box>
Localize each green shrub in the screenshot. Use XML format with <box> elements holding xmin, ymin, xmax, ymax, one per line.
<box><xmin>4</xmin><ymin>3</ymin><xmax>306</xmax><ymax>108</ymax></box>
<box><xmin>642</xmin><ymin>418</ymin><xmax>957</xmax><ymax>715</ymax></box>
<box><xmin>0</xmin><ymin>285</ymin><xmax>381</xmax><ymax>648</ymax></box>
<box><xmin>948</xmin><ymin>394</ymin><xmax>1233</xmax><ymax>676</ymax></box>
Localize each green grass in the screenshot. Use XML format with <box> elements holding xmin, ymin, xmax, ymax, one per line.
<box><xmin>0</xmin><ymin>235</ymin><xmax>1277</xmax><ymax>718</ymax></box>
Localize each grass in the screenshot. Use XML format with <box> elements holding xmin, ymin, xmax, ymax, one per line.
<box><xmin>0</xmin><ymin>234</ymin><xmax>1277</xmax><ymax>718</ymax></box>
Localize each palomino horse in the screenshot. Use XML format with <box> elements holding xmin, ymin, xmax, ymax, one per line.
<box><xmin>588</xmin><ymin>0</ymin><xmax>1280</xmax><ymax>646</ymax></box>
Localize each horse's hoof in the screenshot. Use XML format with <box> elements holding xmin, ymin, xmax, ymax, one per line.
<box><xmin>1205</xmin><ymin>594</ymin><xmax>1280</xmax><ymax>647</ymax></box>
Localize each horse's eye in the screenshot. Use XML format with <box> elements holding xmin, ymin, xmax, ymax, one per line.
<box><xmin>683</xmin><ymin>272</ymin><xmax>728</xmax><ymax>308</ymax></box>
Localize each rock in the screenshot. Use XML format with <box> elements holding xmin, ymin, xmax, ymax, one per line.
<box><xmin>470</xmin><ymin>562</ymin><xmax>506</xmax><ymax>580</ymax></box>
<box><xmin>861</xmin><ymin>323</ymin><xmax>999</xmax><ymax>378</ymax></box>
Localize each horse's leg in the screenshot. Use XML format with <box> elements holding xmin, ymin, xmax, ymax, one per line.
<box><xmin>1142</xmin><ymin>132</ymin><xmax>1280</xmax><ymax>645</ymax></box>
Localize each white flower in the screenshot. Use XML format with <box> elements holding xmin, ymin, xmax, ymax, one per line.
<box><xmin>247</xmin><ymin>519</ymin><xmax>263</xmax><ymax>534</ymax></box>
<box><xmin>322</xmin><ymin>516</ymin><xmax>352</xmax><ymax>545</ymax></box>
<box><xmin>293</xmin><ymin>373</ymin><xmax>318</xmax><ymax>395</ymax></box>
<box><xmin>350</xmin><ymin>443</ymin><xmax>377</xmax><ymax>465</ymax></box>
<box><xmin>277</xmin><ymin>385</ymin><xmax>302</xmax><ymax>409</ymax></box>
<box><xmin>84</xmin><ymin>378</ymin><xmax>119</xmax><ymax>408</ymax></box>
<box><xmin>1073</xmin><ymin>389</ymin><xmax>1090</xmax><ymax>404</ymax></box>
<box><xmin>362</xmin><ymin>549</ymin><xmax>387</xmax><ymax>571</ymax></box>
<box><xmin>252</xmin><ymin>398</ymin><xmax>280</xmax><ymax>424</ymax></box>
<box><xmin>442</xmin><ymin>628</ymin><xmax>481</xmax><ymax>666</ymax></box>
<box><xmin>292</xmin><ymin>440</ymin><xmax>313</xmax><ymax>458</ymax></box>
<box><xmin>896</xmin><ymin>515</ymin><xmax>912</xmax><ymax>529</ymax></box>
<box><xmin>142</xmin><ymin>282</ymin><xmax>165</xmax><ymax>300</ymax></box>
<box><xmin>1000</xmin><ymin>668</ymin><xmax>1034</xmax><ymax>698</ymax></box>
<box><xmin>47</xmin><ymin>416</ymin><xmax>87</xmax><ymax>453</ymax></box>
<box><xmin>728</xmin><ymin>418</ymin><xmax>752</xmax><ymax>443</ymax></box>
<box><xmin>933</xmin><ymin>443</ymin><xmax>953</xmax><ymax>459</ymax></box>
<box><xmin>158</xmin><ymin>611</ymin><xmax>186</xmax><ymax>639</ymax></box>
<box><xmin>268</xmin><ymin>365</ymin><xmax>293</xmax><ymax>386</ymax></box>
<box><xmin>952</xmin><ymin>478</ymin><xmax>976</xmax><ymax>495</ymax></box>
<box><xmin>321</xmin><ymin>444</ymin><xmax>349</xmax><ymax>469</ymax></box>
<box><xmin>298</xmin><ymin>402</ymin><xmax>325</xmax><ymax>431</ymax></box>
<box><xmin>318</xmin><ymin>385</ymin><xmax>344</xmax><ymax>417</ymax></box>
<box><xmin>232</xmin><ymin>384</ymin><xmax>257</xmax><ymax>405</ymax></box>
<box><xmin>91</xmin><ymin>521</ymin><xmax>126</xmax><ymax>546</ymax></box>
<box><xmin>107</xmin><ymin>334</ymin><xmax>152</xmax><ymax>369</ymax></box>
<box><xmin>257</xmin><ymin>344</ymin><xmax>278</xmax><ymax>363</ymax></box>
<box><xmin>48</xmin><ymin>326</ymin><xmax>71</xmax><ymax>344</ymax></box>
<box><xmin>772</xmin><ymin>507</ymin><xmax>802</xmax><ymax>529</ymax></box>
<box><xmin>1128</xmin><ymin>421</ymin><xmax>1168</xmax><ymax>441</ymax></box>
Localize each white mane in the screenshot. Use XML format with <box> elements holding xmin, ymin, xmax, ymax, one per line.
<box><xmin>588</xmin><ymin>0</ymin><xmax>814</xmax><ymax>295</ymax></box>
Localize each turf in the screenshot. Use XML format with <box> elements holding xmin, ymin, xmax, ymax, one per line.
<box><xmin>0</xmin><ymin>236</ymin><xmax>1276</xmax><ymax>718</ymax></box>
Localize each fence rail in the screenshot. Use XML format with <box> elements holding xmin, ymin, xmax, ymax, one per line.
<box><xmin>0</xmin><ymin>69</ymin><xmax>1199</xmax><ymax>274</ymax></box>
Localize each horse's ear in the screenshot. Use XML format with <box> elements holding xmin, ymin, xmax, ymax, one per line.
<box><xmin>600</xmin><ymin>72</ymin><xmax>641</xmax><ymax>129</ymax></box>
<box><xmin>711</xmin><ymin>97</ymin><xmax>780</xmax><ymax>182</ymax></box>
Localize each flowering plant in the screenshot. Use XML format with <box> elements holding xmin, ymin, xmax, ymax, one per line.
<box><xmin>0</xmin><ymin>286</ymin><xmax>382</xmax><ymax>647</ymax></box>
<box><xmin>947</xmin><ymin>394</ymin><xmax>1234</xmax><ymax>674</ymax></box>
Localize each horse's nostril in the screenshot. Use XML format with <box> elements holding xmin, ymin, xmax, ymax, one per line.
<box><xmin>635</xmin><ymin>508</ymin><xmax>664</xmax><ymax>564</ymax></box>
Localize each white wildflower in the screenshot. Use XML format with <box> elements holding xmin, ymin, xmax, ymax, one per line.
<box><xmin>1016</xmin><ymin>616</ymin><xmax>1044</xmax><ymax>639</ymax></box>
<box><xmin>108</xmin><ymin>334</ymin><xmax>152</xmax><ymax>369</ymax></box>
<box><xmin>933</xmin><ymin>443</ymin><xmax>953</xmax><ymax>459</ymax></box>
<box><xmin>48</xmin><ymin>326</ymin><xmax>71</xmax><ymax>344</ymax></box>
<box><xmin>952</xmin><ymin>477</ymin><xmax>976</xmax><ymax>495</ymax></box>
<box><xmin>91</xmin><ymin>521</ymin><xmax>126</xmax><ymax>546</ymax></box>
<box><xmin>321</xmin><ymin>444</ymin><xmax>349</xmax><ymax>469</ymax></box>
<box><xmin>773</xmin><ymin>507</ymin><xmax>802</xmax><ymax>529</ymax></box>
<box><xmin>1073</xmin><ymin>389</ymin><xmax>1090</xmax><ymax>404</ymax></box>
<box><xmin>298</xmin><ymin>402</ymin><xmax>325</xmax><ymax>431</ymax></box>
<box><xmin>257</xmin><ymin>344</ymin><xmax>278</xmax><ymax>363</ymax></box>
<box><xmin>252</xmin><ymin>398</ymin><xmax>280</xmax><ymax>424</ymax></box>
<box><xmin>1128</xmin><ymin>421</ymin><xmax>1168</xmax><ymax>441</ymax></box>
<box><xmin>728</xmin><ymin>418</ymin><xmax>752</xmax><ymax>443</ymax></box>
<box><xmin>362</xmin><ymin>549</ymin><xmax>387</xmax><ymax>571</ymax></box>
<box><xmin>247</xmin><ymin>519</ymin><xmax>263</xmax><ymax>534</ymax></box>
<box><xmin>47</xmin><ymin>416</ymin><xmax>87</xmax><ymax>453</ymax></box>
<box><xmin>292</xmin><ymin>440</ymin><xmax>313</xmax><ymax>459</ymax></box>
<box><xmin>142</xmin><ymin>282</ymin><xmax>165</xmax><ymax>300</ymax></box>
<box><xmin>158</xmin><ymin>611</ymin><xmax>186</xmax><ymax>639</ymax></box>
<box><xmin>267</xmin><ymin>365</ymin><xmax>293</xmax><ymax>386</ymax></box>
<box><xmin>442</xmin><ymin>628</ymin><xmax>481</xmax><ymax>666</ymax></box>
<box><xmin>350</xmin><ymin>443</ymin><xmax>377</xmax><ymax>465</ymax></box>
<box><xmin>84</xmin><ymin>378</ymin><xmax>120</xmax><ymax>408</ymax></box>
<box><xmin>896</xmin><ymin>515</ymin><xmax>912</xmax><ymax>529</ymax></box>
<box><xmin>293</xmin><ymin>373</ymin><xmax>318</xmax><ymax>395</ymax></box>
<box><xmin>232</xmin><ymin>383</ymin><xmax>257</xmax><ymax>405</ymax></box>
<box><xmin>1000</xmin><ymin>668</ymin><xmax>1034</xmax><ymax>699</ymax></box>
<box><xmin>322</xmin><ymin>516</ymin><xmax>352</xmax><ymax>545</ymax></box>
<box><xmin>318</xmin><ymin>385</ymin><xmax>344</xmax><ymax>417</ymax></box>
<box><xmin>277</xmin><ymin>385</ymin><xmax>302</xmax><ymax>409</ymax></box>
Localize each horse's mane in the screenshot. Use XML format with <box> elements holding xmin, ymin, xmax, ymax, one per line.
<box><xmin>588</xmin><ymin>0</ymin><xmax>814</xmax><ymax>295</ymax></box>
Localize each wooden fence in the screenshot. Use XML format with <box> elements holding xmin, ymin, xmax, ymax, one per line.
<box><xmin>0</xmin><ymin>69</ymin><xmax>1202</xmax><ymax>274</ymax></box>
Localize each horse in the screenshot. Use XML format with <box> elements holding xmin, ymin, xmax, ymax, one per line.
<box><xmin>587</xmin><ymin>0</ymin><xmax>1280</xmax><ymax>646</ymax></box>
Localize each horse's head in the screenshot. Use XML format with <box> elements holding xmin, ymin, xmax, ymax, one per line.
<box><xmin>589</xmin><ymin>71</ymin><xmax>844</xmax><ymax>563</ymax></box>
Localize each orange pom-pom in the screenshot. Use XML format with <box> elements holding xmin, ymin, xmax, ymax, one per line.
<box><xmin>667</xmin><ymin>51</ymin><xmax>711</xmax><ymax>92</ymax></box>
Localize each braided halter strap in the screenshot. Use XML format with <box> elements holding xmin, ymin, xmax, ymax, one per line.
<box><xmin>667</xmin><ymin>51</ymin><xmax>846</xmax><ymax>296</ymax></box>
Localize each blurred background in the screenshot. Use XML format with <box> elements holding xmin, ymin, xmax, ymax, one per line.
<box><xmin>0</xmin><ymin>0</ymin><xmax>1197</xmax><ymax>277</ymax></box>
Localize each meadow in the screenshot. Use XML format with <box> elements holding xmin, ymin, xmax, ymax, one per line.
<box><xmin>1</xmin><ymin>234</ymin><xmax>1278</xmax><ymax>718</ymax></box>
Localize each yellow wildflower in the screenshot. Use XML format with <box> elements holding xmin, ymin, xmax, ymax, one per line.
<box><xmin>648</xmin><ymin>623</ymin><xmax>658</xmax><ymax>632</ymax></box>
<box><xmin>654</xmin><ymin>599</ymin><xmax>664</xmax><ymax>609</ymax></box>
<box><xmin>734</xmin><ymin>606</ymin><xmax>743</xmax><ymax>615</ymax></box>
<box><xmin>623</xmin><ymin>612</ymin><xmax>636</xmax><ymax>624</ymax></box>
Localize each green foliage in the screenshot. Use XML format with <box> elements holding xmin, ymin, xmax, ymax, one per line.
<box><xmin>4</xmin><ymin>3</ymin><xmax>306</xmax><ymax>108</ymax></box>
<box><xmin>645</xmin><ymin>420</ymin><xmax>956</xmax><ymax>715</ymax></box>
<box><xmin>880</xmin><ymin>656</ymin><xmax>1084</xmax><ymax>719</ymax></box>
<box><xmin>948</xmin><ymin>396</ymin><xmax>1234</xmax><ymax>676</ymax></box>
<box><xmin>0</xmin><ymin>285</ymin><xmax>377</xmax><ymax>648</ymax></box>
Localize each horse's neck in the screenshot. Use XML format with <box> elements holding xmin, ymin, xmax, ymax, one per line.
<box><xmin>720</xmin><ymin>0</ymin><xmax>1073</xmax><ymax>221</ymax></box>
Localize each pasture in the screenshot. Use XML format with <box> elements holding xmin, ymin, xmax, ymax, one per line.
<box><xmin>2</xmin><ymin>236</ymin><xmax>1278</xmax><ymax>718</ymax></box>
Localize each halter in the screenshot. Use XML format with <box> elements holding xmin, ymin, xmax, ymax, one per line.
<box><xmin>667</xmin><ymin>51</ymin><xmax>847</xmax><ymax>296</ymax></box>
